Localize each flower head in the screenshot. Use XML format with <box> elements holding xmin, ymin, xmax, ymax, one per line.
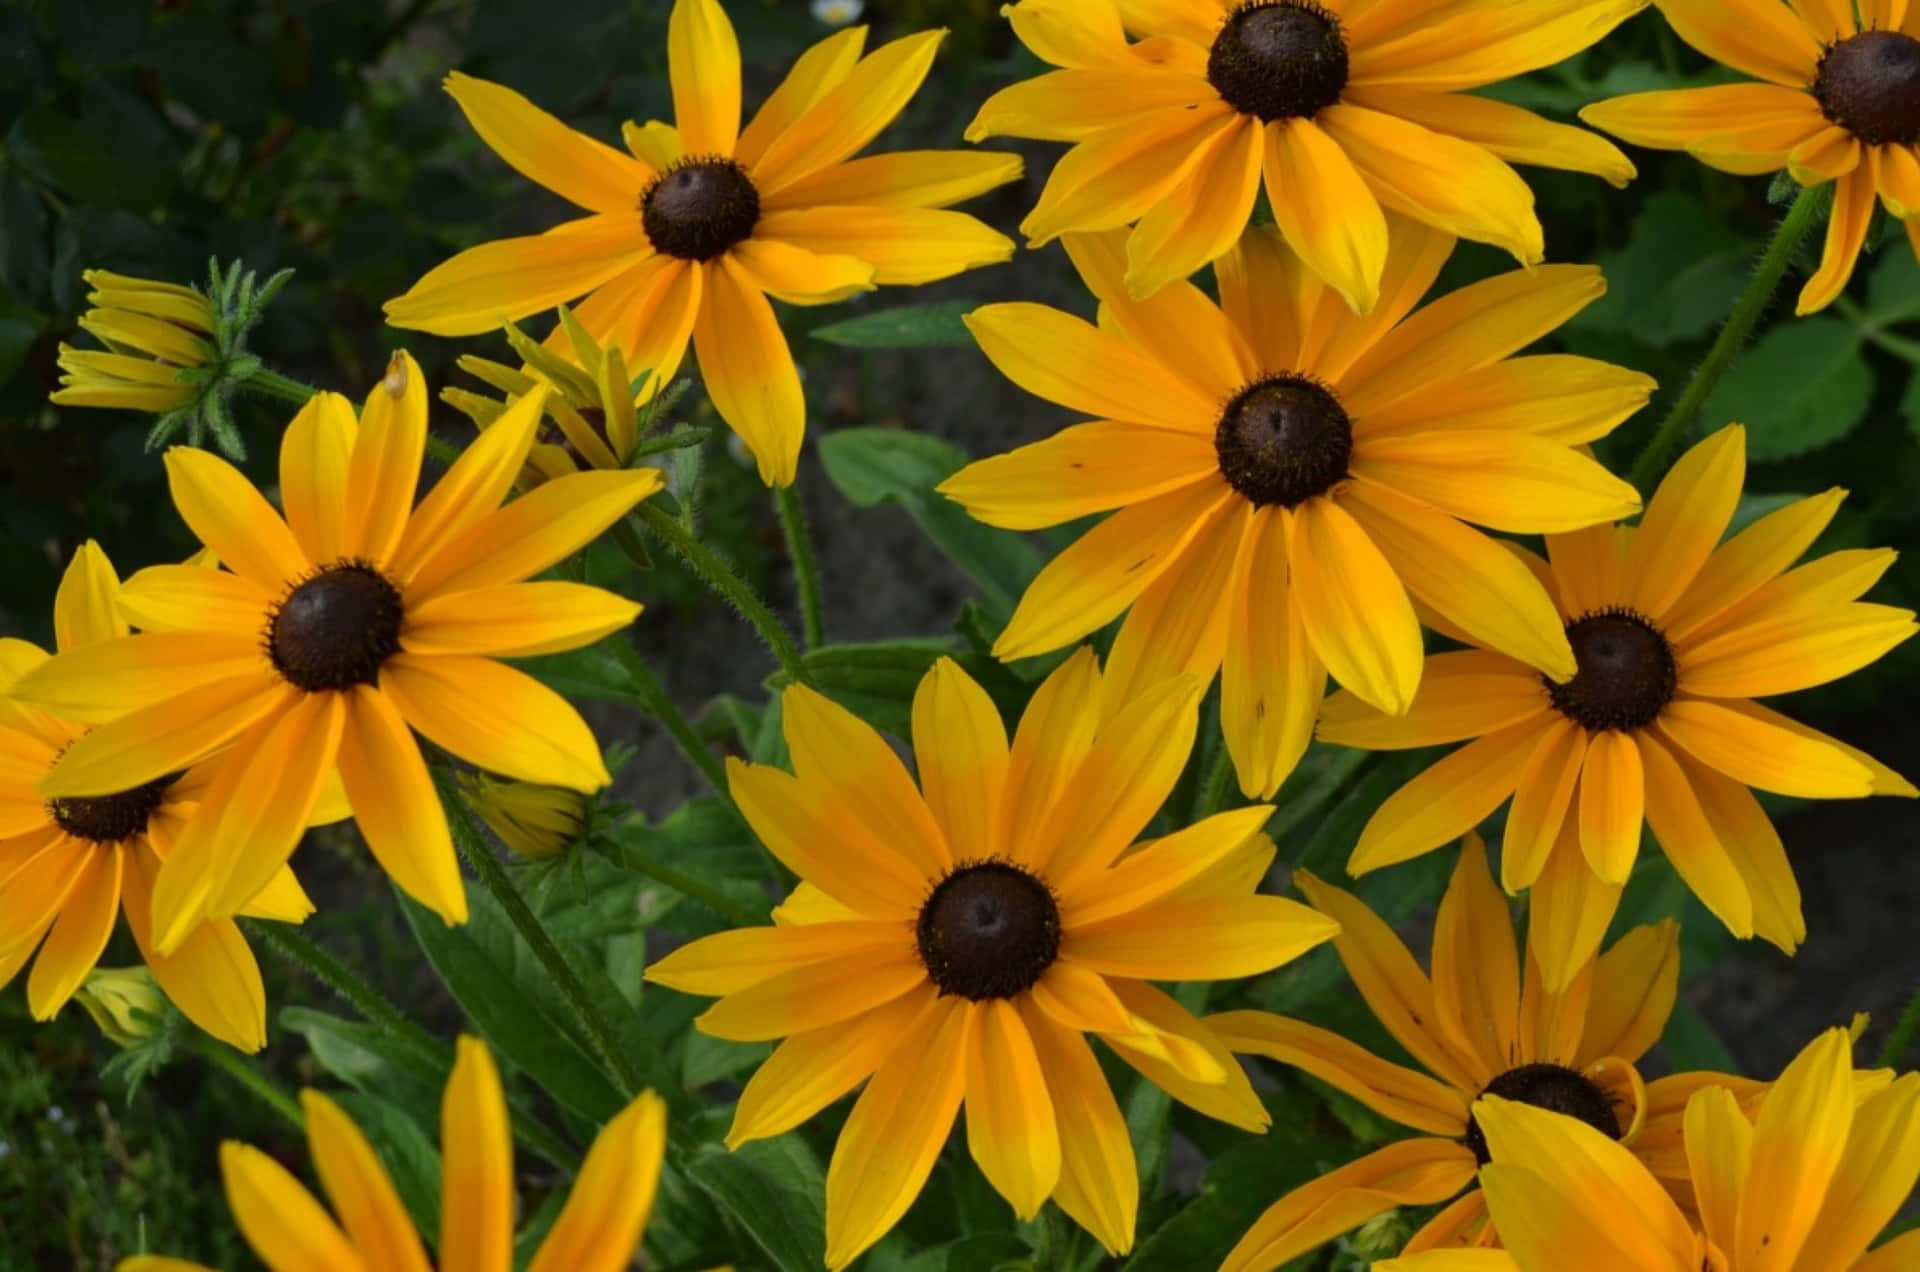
<box><xmin>1377</xmin><ymin>1027</ymin><xmax>1920</xmax><ymax>1272</ymax></box>
<box><xmin>73</xmin><ymin>966</ymin><xmax>167</xmax><ymax>1049</ymax></box>
<box><xmin>11</xmin><ymin>353</ymin><xmax>660</xmax><ymax>953</ymax></box>
<box><xmin>459</xmin><ymin>770</ymin><xmax>588</xmax><ymax>861</ymax></box>
<box><xmin>1325</xmin><ymin>424</ymin><xmax>1917</xmax><ymax>988</ymax></box>
<box><xmin>117</xmin><ymin>1037</ymin><xmax>668</xmax><ymax>1272</ymax></box>
<box><xmin>0</xmin><ymin>543</ymin><xmax>318</xmax><ymax>1052</ymax></box>
<box><xmin>969</xmin><ymin>0</ymin><xmax>1643</xmax><ymax>306</ymax></box>
<box><xmin>52</xmin><ymin>269</ymin><xmax>216</xmax><ymax>415</ymax></box>
<box><xmin>384</xmin><ymin>0</ymin><xmax>1020</xmax><ymax>485</ymax></box>
<box><xmin>1208</xmin><ymin>836</ymin><xmax>1684</xmax><ymax>1268</ymax></box>
<box><xmin>1582</xmin><ymin>0</ymin><xmax>1920</xmax><ymax>314</ymax></box>
<box><xmin>942</xmin><ymin>217</ymin><xmax>1646</xmax><ymax>797</ymax></box>
<box><xmin>646</xmin><ymin>652</ymin><xmax>1339</xmax><ymax>1266</ymax></box>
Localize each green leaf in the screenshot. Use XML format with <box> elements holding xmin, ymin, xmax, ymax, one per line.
<box><xmin>1663</xmin><ymin>1004</ymin><xmax>1741</xmax><ymax>1074</ymax></box>
<box><xmin>279</xmin><ymin>1007</ymin><xmax>448</xmax><ymax>1122</ymax></box>
<box><xmin>1123</xmin><ymin>1125</ymin><xmax>1354</xmax><ymax>1271</ymax></box>
<box><xmin>1703</xmin><ymin>318</ymin><xmax>1871</xmax><ymax>462</ymax></box>
<box><xmin>772</xmin><ymin>638</ymin><xmax>957</xmax><ymax>735</ymax></box>
<box><xmin>685</xmin><ymin>1139</ymin><xmax>828</xmax><ymax>1272</ymax></box>
<box><xmin>333</xmin><ymin>1092</ymin><xmax>445</xmax><ymax>1248</ymax></box>
<box><xmin>1904</xmin><ymin>371</ymin><xmax>1920</xmax><ymax>445</ymax></box>
<box><xmin>812</xmin><ymin>301</ymin><xmax>976</xmax><ymax>349</ymax></box>
<box><xmin>1865</xmin><ymin>247</ymin><xmax>1920</xmax><ymax>327</ymax></box>
<box><xmin>819</xmin><ymin>428</ymin><xmax>1043</xmax><ymax>625</ymax></box>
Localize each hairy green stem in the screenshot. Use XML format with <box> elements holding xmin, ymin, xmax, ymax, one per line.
<box><xmin>241</xmin><ymin>367</ymin><xmax>320</xmax><ymax>405</ymax></box>
<box><xmin>1628</xmin><ymin>186</ymin><xmax>1824</xmax><ymax>492</ymax></box>
<box><xmin>244</xmin><ymin>921</ymin><xmax>442</xmax><ymax>1070</ymax></box>
<box><xmin>1878</xmin><ymin>984</ymin><xmax>1920</xmax><ymax>1068</ymax></box>
<box><xmin>773</xmin><ymin>484</ymin><xmax>827</xmax><ymax>649</ymax></box>
<box><xmin>440</xmin><ymin>772</ymin><xmax>647</xmax><ymax>1098</ymax></box>
<box><xmin>194</xmin><ymin>1036</ymin><xmax>305</xmax><ymax>1132</ymax></box>
<box><xmin>610</xmin><ymin>639</ymin><xmax>730</xmax><ymax>797</ymax></box>
<box><xmin>631</xmin><ymin>502</ymin><xmax>809</xmax><ymax>684</ymax></box>
<box><xmin>613</xmin><ymin>839</ymin><xmax>767</xmax><ymax>927</ymax></box>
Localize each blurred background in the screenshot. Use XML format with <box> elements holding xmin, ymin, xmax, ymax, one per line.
<box><xmin>2</xmin><ymin>0</ymin><xmax>1917</xmax><ymax>1267</ymax></box>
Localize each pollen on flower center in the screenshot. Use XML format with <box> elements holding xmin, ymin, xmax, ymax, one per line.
<box><xmin>267</xmin><ymin>560</ymin><xmax>406</xmax><ymax>693</ymax></box>
<box><xmin>915</xmin><ymin>861</ymin><xmax>1061</xmax><ymax>1000</ymax></box>
<box><xmin>49</xmin><ymin>772</ymin><xmax>181</xmax><ymax>844</ymax></box>
<box><xmin>642</xmin><ymin>157</ymin><xmax>762</xmax><ymax>262</ymax></box>
<box><xmin>1464</xmin><ymin>1063</ymin><xmax>1621</xmax><ymax>1165</ymax></box>
<box><xmin>1215</xmin><ymin>374</ymin><xmax>1353</xmax><ymax>507</ymax></box>
<box><xmin>1546</xmin><ymin>608</ymin><xmax>1677</xmax><ymax>733</ymax></box>
<box><xmin>1207</xmin><ymin>1</ymin><xmax>1350</xmax><ymax>122</ymax></box>
<box><xmin>1814</xmin><ymin>30</ymin><xmax>1920</xmax><ymax>147</ymax></box>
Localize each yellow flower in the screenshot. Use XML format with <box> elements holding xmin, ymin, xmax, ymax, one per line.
<box><xmin>11</xmin><ymin>352</ymin><xmax>660</xmax><ymax>953</ymax></box>
<box><xmin>444</xmin><ymin>308</ymin><xmax>660</xmax><ymax>488</ymax></box>
<box><xmin>969</xmin><ymin>0</ymin><xmax>1643</xmax><ymax>306</ymax></box>
<box><xmin>117</xmin><ymin>1036</ymin><xmax>669</xmax><ymax>1272</ymax></box>
<box><xmin>384</xmin><ymin>0</ymin><xmax>1021</xmax><ymax>486</ymax></box>
<box><xmin>458</xmin><ymin>771</ymin><xmax>588</xmax><ymax>861</ymax></box>
<box><xmin>1376</xmin><ymin>1028</ymin><xmax>1920</xmax><ymax>1272</ymax></box>
<box><xmin>645</xmin><ymin>653</ymin><xmax>1339</xmax><ymax>1266</ymax></box>
<box><xmin>51</xmin><ymin>270</ymin><xmax>216</xmax><ymax>414</ymax></box>
<box><xmin>1324</xmin><ymin>424</ymin><xmax>1917</xmax><ymax>989</ymax></box>
<box><xmin>941</xmin><ymin>217</ymin><xmax>1646</xmax><ymax>798</ymax></box>
<box><xmin>73</xmin><ymin>966</ymin><xmax>166</xmax><ymax>1048</ymax></box>
<box><xmin>1581</xmin><ymin>0</ymin><xmax>1920</xmax><ymax>314</ymax></box>
<box><xmin>0</xmin><ymin>543</ymin><xmax>317</xmax><ymax>1053</ymax></box>
<box><xmin>1208</xmin><ymin>836</ymin><xmax>1681</xmax><ymax>1268</ymax></box>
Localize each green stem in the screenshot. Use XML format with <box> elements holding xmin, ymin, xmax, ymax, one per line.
<box><xmin>1196</xmin><ymin>746</ymin><xmax>1237</xmax><ymax>821</ymax></box>
<box><xmin>613</xmin><ymin>838</ymin><xmax>767</xmax><ymax>927</ymax></box>
<box><xmin>439</xmin><ymin>772</ymin><xmax>647</xmax><ymax>1098</ymax></box>
<box><xmin>244</xmin><ymin>921</ymin><xmax>442</xmax><ymax>1070</ymax></box>
<box><xmin>242</xmin><ymin>367</ymin><xmax>320</xmax><ymax>405</ymax></box>
<box><xmin>774</xmin><ymin>484</ymin><xmax>827</xmax><ymax>649</ymax></box>
<box><xmin>193</xmin><ymin>1036</ymin><xmax>304</xmax><ymax>1132</ymax></box>
<box><xmin>609</xmin><ymin>640</ymin><xmax>730</xmax><ymax>797</ymax></box>
<box><xmin>1878</xmin><ymin>984</ymin><xmax>1920</xmax><ymax>1068</ymax></box>
<box><xmin>1628</xmin><ymin>186</ymin><xmax>1824</xmax><ymax>492</ymax></box>
<box><xmin>631</xmin><ymin>502</ymin><xmax>810</xmax><ymax>684</ymax></box>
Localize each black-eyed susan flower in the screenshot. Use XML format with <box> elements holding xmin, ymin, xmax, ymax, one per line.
<box><xmin>52</xmin><ymin>270</ymin><xmax>216</xmax><ymax>415</ymax></box>
<box><xmin>1377</xmin><ymin>1027</ymin><xmax>1920</xmax><ymax>1272</ymax></box>
<box><xmin>645</xmin><ymin>653</ymin><xmax>1339</xmax><ymax>1266</ymax></box>
<box><xmin>1324</xmin><ymin>424</ymin><xmax>1917</xmax><ymax>990</ymax></box>
<box><xmin>941</xmin><ymin>219</ymin><xmax>1646</xmax><ymax>798</ymax></box>
<box><xmin>968</xmin><ymin>0</ymin><xmax>1643</xmax><ymax>306</ymax></box>
<box><xmin>384</xmin><ymin>0</ymin><xmax>1020</xmax><ymax>486</ymax></box>
<box><xmin>118</xmin><ymin>1036</ymin><xmax>668</xmax><ymax>1272</ymax></box>
<box><xmin>1207</xmin><ymin>836</ymin><xmax>1682</xmax><ymax>1267</ymax></box>
<box><xmin>0</xmin><ymin>543</ymin><xmax>317</xmax><ymax>1053</ymax></box>
<box><xmin>1582</xmin><ymin>0</ymin><xmax>1920</xmax><ymax>314</ymax></box>
<box><xmin>458</xmin><ymin>771</ymin><xmax>588</xmax><ymax>862</ymax></box>
<box><xmin>11</xmin><ymin>353</ymin><xmax>660</xmax><ymax>954</ymax></box>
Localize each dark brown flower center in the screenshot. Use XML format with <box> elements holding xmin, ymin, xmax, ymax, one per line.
<box><xmin>1208</xmin><ymin>1</ymin><xmax>1349</xmax><ymax>122</ymax></box>
<box><xmin>1215</xmin><ymin>374</ymin><xmax>1353</xmax><ymax>506</ymax></box>
<box><xmin>1545</xmin><ymin>608</ymin><xmax>1677</xmax><ymax>733</ymax></box>
<box><xmin>1814</xmin><ymin>30</ymin><xmax>1920</xmax><ymax>147</ymax></box>
<box><xmin>1464</xmin><ymin>1063</ymin><xmax>1621</xmax><ymax>1166</ymax></box>
<box><xmin>267</xmin><ymin>561</ymin><xmax>405</xmax><ymax>693</ymax></box>
<box><xmin>50</xmin><ymin>772</ymin><xmax>180</xmax><ymax>844</ymax></box>
<box><xmin>642</xmin><ymin>158</ymin><xmax>761</xmax><ymax>261</ymax></box>
<box><xmin>916</xmin><ymin>861</ymin><xmax>1061</xmax><ymax>1001</ymax></box>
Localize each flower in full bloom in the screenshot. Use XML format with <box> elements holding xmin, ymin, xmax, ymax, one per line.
<box><xmin>1376</xmin><ymin>1027</ymin><xmax>1920</xmax><ymax>1272</ymax></box>
<box><xmin>12</xmin><ymin>353</ymin><xmax>659</xmax><ymax>953</ymax></box>
<box><xmin>1324</xmin><ymin>424</ymin><xmax>1916</xmax><ymax>988</ymax></box>
<box><xmin>118</xmin><ymin>1037</ymin><xmax>668</xmax><ymax>1272</ymax></box>
<box><xmin>0</xmin><ymin>543</ymin><xmax>319</xmax><ymax>1052</ymax></box>
<box><xmin>1582</xmin><ymin>0</ymin><xmax>1920</xmax><ymax>314</ymax></box>
<box><xmin>646</xmin><ymin>653</ymin><xmax>1339</xmax><ymax>1266</ymax></box>
<box><xmin>1208</xmin><ymin>836</ymin><xmax>1686</xmax><ymax>1267</ymax></box>
<box><xmin>52</xmin><ymin>270</ymin><xmax>216</xmax><ymax>415</ymax></box>
<box><xmin>385</xmin><ymin>0</ymin><xmax>1020</xmax><ymax>485</ymax></box>
<box><xmin>968</xmin><ymin>0</ymin><xmax>1643</xmax><ymax>305</ymax></box>
<box><xmin>942</xmin><ymin>218</ymin><xmax>1645</xmax><ymax>797</ymax></box>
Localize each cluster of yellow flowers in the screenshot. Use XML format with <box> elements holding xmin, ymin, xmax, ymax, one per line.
<box><xmin>20</xmin><ymin>0</ymin><xmax>1920</xmax><ymax>1268</ymax></box>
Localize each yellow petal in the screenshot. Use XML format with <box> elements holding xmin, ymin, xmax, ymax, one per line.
<box><xmin>1680</xmin><ymin>602</ymin><xmax>1916</xmax><ymax>699</ymax></box>
<box><xmin>1352</xmin><ymin>430</ymin><xmax>1641</xmax><ymax>535</ymax></box>
<box><xmin>1735</xmin><ymin>1028</ymin><xmax>1856</xmax><ymax>1271</ymax></box>
<box><xmin>1098</xmin><ymin>501</ymin><xmax>1245</xmax><ymax>714</ymax></box>
<box><xmin>968</xmin><ymin>65</ymin><xmax>1211</xmax><ymax>142</ymax></box>
<box><xmin>964</xmin><ymin>1000</ymin><xmax>1061</xmax><ymax>1220</ymax></box>
<box><xmin>725</xmin><ymin>235</ymin><xmax>874</xmax><ymax>304</ymax></box>
<box><xmin>962</xmin><ymin>301</ymin><xmax>1218</xmax><ymax>433</ymax></box>
<box><xmin>1578</xmin><ymin>919</ymin><xmax>1680</xmax><ymax>1068</ymax></box>
<box><xmin>345</xmin><ymin>350</ymin><xmax>428</xmax><ymax>566</ymax></box>
<box><xmin>440</xmin><ymin>1038</ymin><xmax>514</xmax><ymax>1272</ymax></box>
<box><xmin>1656</xmin><ymin>697</ymin><xmax>1875</xmax><ymax>799</ymax></box>
<box><xmin>1579</xmin><ymin>84</ymin><xmax>1823</xmax><ymax>175</ymax></box>
<box><xmin>1210</xmin><ymin>1010</ymin><xmax>1471</xmax><ymax>1136</ymax></box>
<box><xmin>164</xmin><ymin>447</ymin><xmax>307</xmax><ymax>590</ymax></box>
<box><xmin>1577</xmin><ymin>730</ymin><xmax>1644</xmax><ymax>885</ymax></box>
<box><xmin>1527</xmin><ymin>819</ymin><xmax>1624</xmax><ymax>995</ymax></box>
<box><xmin>1680</xmin><ymin>749</ymin><xmax>1806</xmax><ymax>951</ymax></box>
<box><xmin>32</xmin><ymin>674</ymin><xmax>289</xmax><ymax>799</ymax></box>
<box><xmin>219</xmin><ymin>1141</ymin><xmax>365</xmax><ymax>1272</ymax></box>
<box><xmin>667</xmin><ymin>0</ymin><xmax>740</xmax><ymax>156</ymax></box>
<box><xmin>1064</xmin><ymin>804</ymin><xmax>1275</xmax><ymax>927</ymax></box>
<box><xmin>1798</xmin><ymin>1073</ymin><xmax>1920</xmax><ymax>1269</ymax></box>
<box><xmin>783</xmin><ymin>681</ymin><xmax>949</xmax><ymax>881</ymax></box>
<box><xmin>999</xmin><ymin>647</ymin><xmax>1102</xmax><ymax>858</ymax></box>
<box><xmin>938</xmin><ymin>420</ymin><xmax>1218</xmax><ymax>532</ymax></box>
<box><xmin>279</xmin><ymin>393</ymin><xmax>359</xmax><ymax>566</ymax></box>
<box><xmin>1349</xmin><ymin>0</ymin><xmax>1648</xmax><ymax>91</ymax></box>
<box><xmin>1221</xmin><ymin>507</ymin><xmax>1322</xmax><ymax>799</ymax></box>
<box><xmin>1647</xmin><ymin>0</ymin><xmax>1825</xmax><ymax>87</ymax></box>
<box><xmin>1363</xmin><ymin>354</ymin><xmax>1656</xmax><ymax>447</ymax></box>
<box><xmin>767</xmin><ymin>148</ymin><xmax>1022</xmax><ymax>212</ymax></box>
<box><xmin>1263</xmin><ymin>116</ymin><xmax>1388</xmax><ymax>314</ymax></box>
<box><xmin>1627</xmin><ymin>423</ymin><xmax>1746</xmax><ymax>620</ymax></box>
<box><xmin>911</xmin><ymin>657</ymin><xmax>1009</xmax><ymax>863</ymax></box>
<box><xmin>1062</xmin><ymin>226</ymin><xmax>1256</xmax><ymax>400</ymax></box>
<box><xmin>650</xmin><ymin>921</ymin><xmax>903</xmax><ymax>997</ymax></box>
<box><xmin>402</xmin><ymin>582</ymin><xmax>640</xmax><ymax>660</ymax></box>
<box><xmin>1066</xmin><ymin>893</ymin><xmax>1338</xmax><ymax>980</ymax></box>
<box><xmin>691</xmin><ymin>256</ymin><xmax>804</xmax><ymax>486</ymax></box>
<box><xmin>1123</xmin><ymin>110</ymin><xmax>1266</xmax><ymax>298</ymax></box>
<box><xmin>525</xmin><ymin>1088</ymin><xmax>668</xmax><ymax>1272</ymax></box>
<box><xmin>123</xmin><ymin>841</ymin><xmax>267</xmax><ymax>1053</ymax></box>
<box><xmin>725</xmin><ymin>757</ymin><xmax>924</xmax><ymax>919</ymax></box>
<box><xmin>1348</xmin><ymin>720</ymin><xmax>1542</xmax><ymax>874</ymax></box>
<box><xmin>384</xmin><ymin>215</ymin><xmax>652</xmax><ymax>338</ymax></box>
<box><xmin>694</xmin><ymin>940</ymin><xmax>925</xmax><ymax>1042</ymax></box>
<box><xmin>735</xmin><ymin>26</ymin><xmax>866</xmax><ymax>169</ymax></box>
<box><xmin>1019</xmin><ymin>1002</ymin><xmax>1137</xmax><ymax>1256</ymax></box>
<box><xmin>1798</xmin><ymin>161</ymin><xmax>1876</xmax><ymax>315</ymax></box>
<box><xmin>1684</xmin><ymin>1084</ymin><xmax>1753</xmax><ymax>1255</ymax></box>
<box><xmin>1501</xmin><ymin>719</ymin><xmax>1585</xmax><ymax>895</ymax></box>
<box><xmin>751</xmin><ymin>30</ymin><xmax>945</xmax><ymax>195</ymax></box>
<box><xmin>1020</xmin><ymin>106</ymin><xmax>1236</xmax><ymax>246</ymax></box>
<box><xmin>1287</xmin><ymin>496</ymin><xmax>1424</xmax><ymax>716</ymax></box>
<box><xmin>1102</xmin><ymin>979</ymin><xmax>1270</xmax><ymax>1131</ymax></box>
<box><xmin>757</xmin><ymin>205</ymin><xmax>1011</xmax><ymax>288</ymax></box>
<box><xmin>53</xmin><ymin>541</ymin><xmax>125</xmax><ymax>652</ymax></box>
<box><xmin>1350</xmin><ymin>87</ymin><xmax>1633</xmax><ymax>187</ymax></box>
<box><xmin>380</xmin><ymin>654</ymin><xmax>609</xmax><ymax>791</ymax></box>
<box><xmin>1430</xmin><ymin>835</ymin><xmax>1520</xmax><ymax>1079</ymax></box>
<box><xmin>1317</xmin><ymin>649</ymin><xmax>1549</xmax><ymax>751</ymax></box>
<box><xmin>8</xmin><ymin>633</ymin><xmax>267</xmax><ymax>725</ymax></box>
<box><xmin>1664</xmin><ymin>487</ymin><xmax>1847</xmax><ymax>642</ymax></box>
<box><xmin>26</xmin><ymin>844</ymin><xmax>121</xmax><ymax>1020</ymax></box>
<box><xmin>445</xmin><ymin>71</ymin><xmax>653</xmax><ymax>212</ymax></box>
<box><xmin>388</xmin><ymin>387</ymin><xmax>551</xmax><ymax>585</ymax></box>
<box><xmin>337</xmin><ymin>686</ymin><xmax>466</xmax><ymax>926</ymax></box>
<box><xmin>303</xmin><ymin>1090</ymin><xmax>432</xmax><ymax>1272</ymax></box>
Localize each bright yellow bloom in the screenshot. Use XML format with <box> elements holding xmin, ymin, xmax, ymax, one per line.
<box><xmin>970</xmin><ymin>0</ymin><xmax>1642</xmax><ymax>306</ymax></box>
<box><xmin>458</xmin><ymin>771</ymin><xmax>588</xmax><ymax>861</ymax></box>
<box><xmin>1377</xmin><ymin>1028</ymin><xmax>1920</xmax><ymax>1272</ymax></box>
<box><xmin>11</xmin><ymin>352</ymin><xmax>660</xmax><ymax>953</ymax></box>
<box><xmin>646</xmin><ymin>653</ymin><xmax>1339</xmax><ymax>1266</ymax></box>
<box><xmin>73</xmin><ymin>966</ymin><xmax>167</xmax><ymax>1048</ymax></box>
<box><xmin>1582</xmin><ymin>0</ymin><xmax>1920</xmax><ymax>314</ymax></box>
<box><xmin>0</xmin><ymin>543</ymin><xmax>317</xmax><ymax>1053</ymax></box>
<box><xmin>52</xmin><ymin>270</ymin><xmax>215</xmax><ymax>413</ymax></box>
<box><xmin>444</xmin><ymin>308</ymin><xmax>659</xmax><ymax>488</ymax></box>
<box><xmin>118</xmin><ymin>1036</ymin><xmax>669</xmax><ymax>1272</ymax></box>
<box><xmin>1324</xmin><ymin>424</ymin><xmax>1917</xmax><ymax>989</ymax></box>
<box><xmin>385</xmin><ymin>0</ymin><xmax>1020</xmax><ymax>486</ymax></box>
<box><xmin>1208</xmin><ymin>836</ymin><xmax>1682</xmax><ymax>1268</ymax></box>
<box><xmin>942</xmin><ymin>217</ymin><xmax>1646</xmax><ymax>797</ymax></box>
